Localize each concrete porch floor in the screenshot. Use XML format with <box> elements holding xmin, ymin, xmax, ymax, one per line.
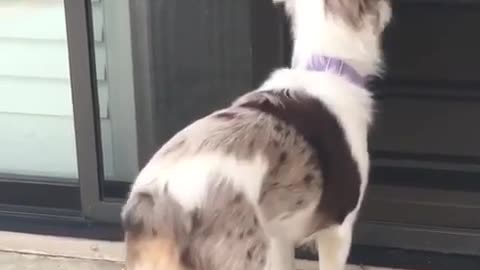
<box><xmin>0</xmin><ymin>231</ymin><xmax>400</xmax><ymax>270</ymax></box>
<box><xmin>0</xmin><ymin>252</ymin><xmax>122</xmax><ymax>270</ymax></box>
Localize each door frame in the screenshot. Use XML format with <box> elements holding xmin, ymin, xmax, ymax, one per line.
<box><xmin>66</xmin><ymin>0</ymin><xmax>122</xmax><ymax>223</ymax></box>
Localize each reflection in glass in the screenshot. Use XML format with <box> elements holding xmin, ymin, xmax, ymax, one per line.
<box><xmin>90</xmin><ymin>0</ymin><xmax>139</xmax><ymax>192</ymax></box>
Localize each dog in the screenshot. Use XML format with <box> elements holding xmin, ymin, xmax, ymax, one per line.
<box><xmin>121</xmin><ymin>0</ymin><xmax>392</xmax><ymax>270</ymax></box>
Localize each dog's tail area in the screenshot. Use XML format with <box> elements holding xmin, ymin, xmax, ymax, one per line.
<box><xmin>121</xmin><ymin>187</ymin><xmax>194</xmax><ymax>246</ymax></box>
<box><xmin>121</xmin><ymin>173</ymin><xmax>237</xmax><ymax>240</ymax></box>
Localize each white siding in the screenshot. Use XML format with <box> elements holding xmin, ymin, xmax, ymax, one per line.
<box><xmin>0</xmin><ymin>40</ymin><xmax>106</xmax><ymax>80</ymax></box>
<box><xmin>0</xmin><ymin>0</ymin><xmax>103</xmax><ymax>41</ymax></box>
<box><xmin>0</xmin><ymin>0</ymin><xmax>113</xmax><ymax>179</ymax></box>
<box><xmin>0</xmin><ymin>78</ymin><xmax>109</xmax><ymax>117</ymax></box>
<box><xmin>0</xmin><ymin>114</ymin><xmax>113</xmax><ymax>180</ymax></box>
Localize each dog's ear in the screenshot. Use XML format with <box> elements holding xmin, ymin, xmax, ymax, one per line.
<box><xmin>325</xmin><ymin>0</ymin><xmax>383</xmax><ymax>29</ymax></box>
<box><xmin>272</xmin><ymin>0</ymin><xmax>295</xmax><ymax>17</ymax></box>
<box><xmin>376</xmin><ymin>0</ymin><xmax>392</xmax><ymax>32</ymax></box>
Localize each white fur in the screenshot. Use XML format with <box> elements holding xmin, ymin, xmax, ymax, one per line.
<box><xmin>258</xmin><ymin>69</ymin><xmax>372</xmax><ymax>270</ymax></box>
<box><xmin>132</xmin><ymin>152</ymin><xmax>269</xmax><ymax>211</ymax></box>
<box><xmin>284</xmin><ymin>0</ymin><xmax>391</xmax><ymax>76</ymax></box>
<box><xmin>266</xmin><ymin>238</ymin><xmax>295</xmax><ymax>270</ymax></box>
<box><xmin>263</xmin><ymin>1</ymin><xmax>391</xmax><ymax>270</ymax></box>
<box><xmin>267</xmin><ymin>202</ymin><xmax>319</xmax><ymax>243</ymax></box>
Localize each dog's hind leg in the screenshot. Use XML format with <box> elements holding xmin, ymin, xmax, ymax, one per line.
<box><xmin>315</xmin><ymin>218</ymin><xmax>355</xmax><ymax>270</ymax></box>
<box><xmin>265</xmin><ymin>237</ymin><xmax>295</xmax><ymax>270</ymax></box>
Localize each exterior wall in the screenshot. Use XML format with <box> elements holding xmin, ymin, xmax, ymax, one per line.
<box><xmin>0</xmin><ymin>0</ymin><xmax>137</xmax><ymax>181</ymax></box>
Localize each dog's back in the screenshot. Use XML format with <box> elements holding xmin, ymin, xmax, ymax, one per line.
<box><xmin>123</xmin><ymin>86</ymin><xmax>362</xmax><ymax>270</ymax></box>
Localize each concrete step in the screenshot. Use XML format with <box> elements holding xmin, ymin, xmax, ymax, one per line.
<box><xmin>0</xmin><ymin>252</ymin><xmax>122</xmax><ymax>270</ymax></box>
<box><xmin>0</xmin><ymin>231</ymin><xmax>401</xmax><ymax>270</ymax></box>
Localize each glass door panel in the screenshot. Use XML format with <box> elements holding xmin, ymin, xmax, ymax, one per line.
<box><xmin>90</xmin><ymin>0</ymin><xmax>138</xmax><ymax>200</ymax></box>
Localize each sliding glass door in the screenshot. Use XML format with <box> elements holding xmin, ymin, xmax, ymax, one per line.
<box><xmin>65</xmin><ymin>0</ymin><xmax>138</xmax><ymax>223</ymax></box>
<box><xmin>1</xmin><ymin>0</ymin><xmax>479</xmax><ymax>263</ymax></box>
<box><xmin>0</xmin><ymin>0</ymin><xmax>139</xmax><ymax>223</ymax></box>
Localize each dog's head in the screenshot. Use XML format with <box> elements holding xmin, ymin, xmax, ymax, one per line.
<box><xmin>326</xmin><ymin>0</ymin><xmax>392</xmax><ymax>34</ymax></box>
<box><xmin>275</xmin><ymin>0</ymin><xmax>392</xmax><ymax>75</ymax></box>
<box><xmin>122</xmin><ymin>191</ymin><xmax>194</xmax><ymax>270</ymax></box>
<box><xmin>274</xmin><ymin>0</ymin><xmax>391</xmax><ymax>34</ymax></box>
